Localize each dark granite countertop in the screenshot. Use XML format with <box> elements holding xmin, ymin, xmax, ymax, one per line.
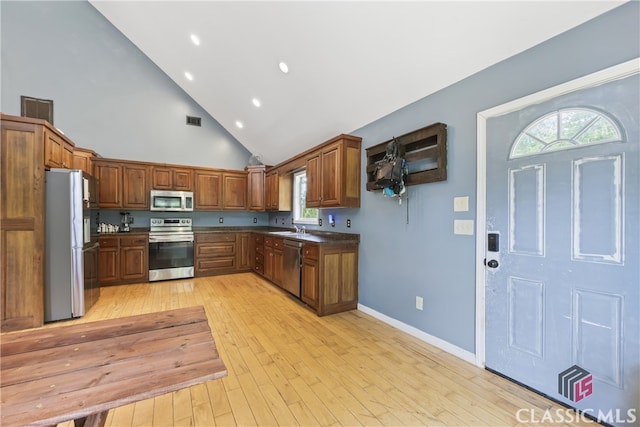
<box><xmin>193</xmin><ymin>226</ymin><xmax>359</xmax><ymax>244</ymax></box>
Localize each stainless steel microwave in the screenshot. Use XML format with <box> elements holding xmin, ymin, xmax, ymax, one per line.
<box><xmin>150</xmin><ymin>190</ymin><xmax>194</xmax><ymax>212</ymax></box>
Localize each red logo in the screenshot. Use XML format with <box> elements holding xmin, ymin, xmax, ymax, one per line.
<box><xmin>558</xmin><ymin>365</ymin><xmax>593</xmax><ymax>402</ymax></box>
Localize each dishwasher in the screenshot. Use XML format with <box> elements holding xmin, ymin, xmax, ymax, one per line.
<box><xmin>282</xmin><ymin>239</ymin><xmax>302</xmax><ymax>298</ymax></box>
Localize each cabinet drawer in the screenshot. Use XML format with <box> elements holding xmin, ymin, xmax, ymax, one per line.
<box><xmin>254</xmin><ymin>253</ymin><xmax>264</xmax><ymax>265</ymax></box>
<box><xmin>303</xmin><ymin>244</ymin><xmax>318</xmax><ymax>259</ymax></box>
<box><xmin>254</xmin><ymin>235</ymin><xmax>264</xmax><ymax>245</ymax></box>
<box><xmin>196</xmin><ymin>257</ymin><xmax>236</xmax><ymax>271</ymax></box>
<box><xmin>264</xmin><ymin>237</ymin><xmax>273</xmax><ymax>247</ymax></box>
<box><xmin>254</xmin><ymin>264</ymin><xmax>264</xmax><ymax>274</ymax></box>
<box><xmin>98</xmin><ymin>237</ymin><xmax>119</xmax><ymax>248</ymax></box>
<box><xmin>272</xmin><ymin>238</ymin><xmax>284</xmax><ymax>251</ymax></box>
<box><xmin>196</xmin><ymin>243</ymin><xmax>236</xmax><ymax>257</ymax></box>
<box><xmin>196</xmin><ymin>233</ymin><xmax>236</xmax><ymax>243</ymax></box>
<box><xmin>120</xmin><ymin>236</ymin><xmax>148</xmax><ymax>246</ymax></box>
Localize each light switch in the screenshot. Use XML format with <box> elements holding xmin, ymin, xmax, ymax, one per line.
<box><xmin>454</xmin><ymin>219</ymin><xmax>474</xmax><ymax>235</ymax></box>
<box><xmin>454</xmin><ymin>196</ymin><xmax>469</xmax><ymax>212</ymax></box>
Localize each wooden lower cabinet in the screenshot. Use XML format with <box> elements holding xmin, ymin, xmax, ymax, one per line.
<box><xmin>98</xmin><ymin>234</ymin><xmax>148</xmax><ymax>285</ymax></box>
<box><xmin>262</xmin><ymin>236</ymin><xmax>284</xmax><ymax>286</ymax></box>
<box><xmin>301</xmin><ymin>242</ymin><xmax>358</xmax><ymax>316</ymax></box>
<box><xmin>195</xmin><ymin>232</ymin><xmax>252</xmax><ymax>277</ymax></box>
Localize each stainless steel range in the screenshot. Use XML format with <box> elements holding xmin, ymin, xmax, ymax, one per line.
<box><xmin>148</xmin><ymin>218</ymin><xmax>194</xmax><ymax>282</ymax></box>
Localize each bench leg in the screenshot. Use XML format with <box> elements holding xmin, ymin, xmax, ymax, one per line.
<box><xmin>73</xmin><ymin>411</ymin><xmax>108</xmax><ymax>427</ymax></box>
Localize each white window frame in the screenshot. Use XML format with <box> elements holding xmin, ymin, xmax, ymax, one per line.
<box><xmin>293</xmin><ymin>170</ymin><xmax>319</xmax><ymax>225</ymax></box>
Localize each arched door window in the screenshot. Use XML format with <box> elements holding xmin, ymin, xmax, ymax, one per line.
<box><xmin>510</xmin><ymin>108</ymin><xmax>622</xmax><ymax>159</ymax></box>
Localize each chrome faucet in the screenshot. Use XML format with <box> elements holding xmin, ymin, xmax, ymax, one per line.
<box><xmin>301</xmin><ymin>226</ymin><xmax>306</xmax><ymax>234</ymax></box>
<box><xmin>294</xmin><ymin>225</ymin><xmax>301</xmax><ymax>233</ymax></box>
<box><xmin>293</xmin><ymin>225</ymin><xmax>306</xmax><ymax>234</ymax></box>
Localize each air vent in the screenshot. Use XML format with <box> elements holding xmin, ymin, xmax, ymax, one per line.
<box><xmin>186</xmin><ymin>115</ymin><xmax>202</xmax><ymax>127</ymax></box>
<box><xmin>21</xmin><ymin>96</ymin><xmax>54</xmax><ymax>124</ymax></box>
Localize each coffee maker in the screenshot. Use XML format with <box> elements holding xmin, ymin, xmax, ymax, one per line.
<box><xmin>120</xmin><ymin>212</ymin><xmax>133</xmax><ymax>232</ymax></box>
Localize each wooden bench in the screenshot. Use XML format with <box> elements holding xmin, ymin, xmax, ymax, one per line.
<box><xmin>1</xmin><ymin>306</ymin><xmax>227</xmax><ymax>426</ymax></box>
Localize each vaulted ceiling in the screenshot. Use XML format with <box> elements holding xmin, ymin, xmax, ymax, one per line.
<box><xmin>89</xmin><ymin>1</ymin><xmax>625</xmax><ymax>165</ymax></box>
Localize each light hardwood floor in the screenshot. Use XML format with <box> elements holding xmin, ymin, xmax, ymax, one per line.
<box><xmin>57</xmin><ymin>273</ymin><xmax>594</xmax><ymax>426</ymax></box>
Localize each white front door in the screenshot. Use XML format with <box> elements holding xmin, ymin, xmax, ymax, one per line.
<box><xmin>484</xmin><ymin>72</ymin><xmax>639</xmax><ymax>425</ymax></box>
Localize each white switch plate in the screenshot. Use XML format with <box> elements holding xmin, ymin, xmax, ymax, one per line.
<box><xmin>415</xmin><ymin>296</ymin><xmax>423</xmax><ymax>310</ymax></box>
<box><xmin>454</xmin><ymin>219</ymin><xmax>474</xmax><ymax>235</ymax></box>
<box><xmin>454</xmin><ymin>196</ymin><xmax>469</xmax><ymax>212</ymax></box>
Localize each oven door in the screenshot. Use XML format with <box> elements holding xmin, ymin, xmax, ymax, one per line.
<box><xmin>148</xmin><ymin>234</ymin><xmax>194</xmax><ymax>281</ymax></box>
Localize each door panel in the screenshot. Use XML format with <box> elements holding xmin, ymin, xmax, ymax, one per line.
<box><xmin>485</xmin><ymin>74</ymin><xmax>639</xmax><ymax>424</ymax></box>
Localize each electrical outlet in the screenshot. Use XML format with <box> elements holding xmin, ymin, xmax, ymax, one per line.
<box><xmin>281</xmin><ymin>218</ymin><xmax>285</xmax><ymax>224</ymax></box>
<box><xmin>253</xmin><ymin>217</ymin><xmax>257</xmax><ymax>223</ymax></box>
<box><xmin>319</xmin><ymin>218</ymin><xmax>322</xmax><ymax>226</ymax></box>
<box><xmin>219</xmin><ymin>217</ymin><xmax>224</xmax><ymax>223</ymax></box>
<box><xmin>416</xmin><ymin>296</ymin><xmax>423</xmax><ymax>311</ymax></box>
<box><xmin>347</xmin><ymin>219</ymin><xmax>351</xmax><ymax>228</ymax></box>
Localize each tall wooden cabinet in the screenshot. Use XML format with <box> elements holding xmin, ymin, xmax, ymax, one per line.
<box><xmin>0</xmin><ymin>115</ymin><xmax>67</xmax><ymax>330</ymax></box>
<box><xmin>1</xmin><ymin>116</ymin><xmax>46</xmax><ymax>331</ymax></box>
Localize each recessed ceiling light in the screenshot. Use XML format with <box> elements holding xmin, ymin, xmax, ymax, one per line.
<box><xmin>252</xmin><ymin>98</ymin><xmax>261</xmax><ymax>108</ymax></box>
<box><xmin>184</xmin><ymin>71</ymin><xmax>194</xmax><ymax>81</ymax></box>
<box><xmin>235</xmin><ymin>121</ymin><xmax>244</xmax><ymax>129</ymax></box>
<box><xmin>279</xmin><ymin>62</ymin><xmax>289</xmax><ymax>74</ymax></box>
<box><xmin>190</xmin><ymin>34</ymin><xmax>200</xmax><ymax>46</ymax></box>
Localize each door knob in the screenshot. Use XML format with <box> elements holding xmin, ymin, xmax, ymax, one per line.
<box><xmin>487</xmin><ymin>259</ymin><xmax>499</xmax><ymax>268</ymax></box>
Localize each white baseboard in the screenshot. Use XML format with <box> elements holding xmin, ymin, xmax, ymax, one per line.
<box><xmin>357</xmin><ymin>303</ymin><xmax>479</xmax><ymax>366</ymax></box>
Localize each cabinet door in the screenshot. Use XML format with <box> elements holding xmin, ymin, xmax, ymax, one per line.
<box><xmin>173</xmin><ymin>168</ymin><xmax>193</xmax><ymax>191</ymax></box>
<box><xmin>120</xmin><ymin>245</ymin><xmax>148</xmax><ymax>282</ymax></box>
<box><xmin>95</xmin><ymin>162</ymin><xmax>122</xmax><ymax>208</ymax></box>
<box><xmin>62</xmin><ymin>141</ymin><xmax>74</xmax><ymax>169</ymax></box>
<box><xmin>306</xmin><ymin>153</ymin><xmax>321</xmax><ymax>207</ymax></box>
<box><xmin>151</xmin><ymin>167</ymin><xmax>173</xmax><ymax>190</ymax></box>
<box><xmin>302</xmin><ymin>258</ymin><xmax>319</xmax><ymax>309</ymax></box>
<box><xmin>223</xmin><ymin>172</ymin><xmax>247</xmax><ymax>210</ymax></box>
<box><xmin>1</xmin><ymin>120</ymin><xmax>45</xmax><ymax>331</ymax></box>
<box><xmin>320</xmin><ymin>143</ymin><xmax>342</xmax><ymax>207</ymax></box>
<box><xmin>264</xmin><ymin>246</ymin><xmax>274</xmax><ymax>281</ymax></box>
<box><xmin>273</xmin><ymin>249</ymin><xmax>283</xmax><ymax>286</ymax></box>
<box><xmin>73</xmin><ymin>152</ymin><xmax>91</xmax><ymax>175</ymax></box>
<box><xmin>44</xmin><ymin>129</ymin><xmax>63</xmax><ymax>168</ymax></box>
<box><xmin>195</xmin><ymin>170</ymin><xmax>222</xmax><ymax>210</ymax></box>
<box><xmin>122</xmin><ymin>164</ymin><xmax>149</xmax><ymax>209</ymax></box>
<box><xmin>238</xmin><ymin>233</ymin><xmax>251</xmax><ymax>271</ymax></box>
<box><xmin>265</xmin><ymin>172</ymin><xmax>277</xmax><ymax>210</ymax></box>
<box><xmin>98</xmin><ymin>246</ymin><xmax>119</xmax><ymax>283</ymax></box>
<box><xmin>247</xmin><ymin>167</ymin><xmax>265</xmax><ymax>211</ymax></box>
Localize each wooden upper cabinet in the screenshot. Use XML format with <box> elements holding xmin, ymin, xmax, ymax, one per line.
<box><xmin>44</xmin><ymin>128</ymin><xmax>74</xmax><ymax>169</ymax></box>
<box><xmin>265</xmin><ymin>171</ymin><xmax>292</xmax><ymax>212</ymax></box>
<box><xmin>122</xmin><ymin>163</ymin><xmax>149</xmax><ymax>209</ymax></box>
<box><xmin>306</xmin><ymin>135</ymin><xmax>361</xmax><ymax>208</ymax></box>
<box><xmin>95</xmin><ymin>160</ymin><xmax>149</xmax><ymax>209</ymax></box>
<box><xmin>73</xmin><ymin>147</ymin><xmax>98</xmax><ymax>176</ymax></box>
<box><xmin>94</xmin><ymin>161</ymin><xmax>122</xmax><ymax>208</ymax></box>
<box><xmin>222</xmin><ymin>172</ymin><xmax>247</xmax><ymax>210</ymax></box>
<box><xmin>195</xmin><ymin>169</ymin><xmax>222</xmax><ymax>210</ymax></box>
<box><xmin>151</xmin><ymin>166</ymin><xmax>193</xmax><ymax>191</ymax></box>
<box><xmin>246</xmin><ymin>165</ymin><xmax>265</xmax><ymax>211</ymax></box>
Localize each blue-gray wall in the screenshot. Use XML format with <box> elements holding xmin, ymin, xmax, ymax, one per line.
<box><xmin>2</xmin><ymin>1</ymin><xmax>638</xmax><ymax>354</ymax></box>
<box><xmin>0</xmin><ymin>0</ymin><xmax>251</xmax><ymax>170</ymax></box>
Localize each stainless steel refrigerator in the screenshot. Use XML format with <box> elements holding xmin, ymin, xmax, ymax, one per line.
<box><xmin>45</xmin><ymin>168</ymin><xmax>99</xmax><ymax>322</ymax></box>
